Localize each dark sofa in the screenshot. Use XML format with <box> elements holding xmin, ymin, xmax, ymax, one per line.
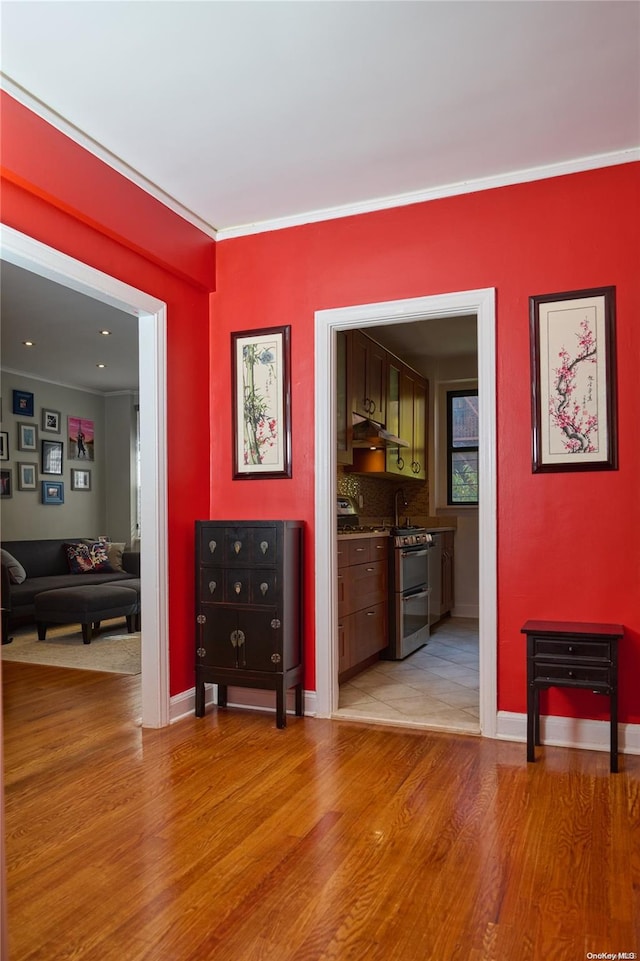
<box><xmin>1</xmin><ymin>538</ymin><xmax>140</xmax><ymax>629</ymax></box>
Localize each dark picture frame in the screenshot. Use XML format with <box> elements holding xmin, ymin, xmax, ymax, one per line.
<box><xmin>17</xmin><ymin>462</ymin><xmax>37</xmax><ymax>491</ymax></box>
<box><xmin>41</xmin><ymin>439</ymin><xmax>64</xmax><ymax>475</ymax></box>
<box><xmin>529</xmin><ymin>286</ymin><xmax>618</xmax><ymax>473</ymax></box>
<box><xmin>12</xmin><ymin>389</ymin><xmax>34</xmax><ymax>417</ymax></box>
<box><xmin>41</xmin><ymin>408</ymin><xmax>62</xmax><ymax>433</ymax></box>
<box><xmin>0</xmin><ymin>431</ymin><xmax>8</xmax><ymax>461</ymax></box>
<box><xmin>231</xmin><ymin>325</ymin><xmax>292</xmax><ymax>479</ymax></box>
<box><xmin>71</xmin><ymin>467</ymin><xmax>92</xmax><ymax>491</ymax></box>
<box><xmin>42</xmin><ymin>480</ymin><xmax>64</xmax><ymax>505</ymax></box>
<box><xmin>1</xmin><ymin>469</ymin><xmax>13</xmax><ymax>498</ymax></box>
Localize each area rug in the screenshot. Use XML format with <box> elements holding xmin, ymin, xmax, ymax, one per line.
<box><xmin>1</xmin><ymin>620</ymin><xmax>141</xmax><ymax>675</ymax></box>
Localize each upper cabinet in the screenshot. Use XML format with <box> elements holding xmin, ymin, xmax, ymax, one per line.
<box><xmin>342</xmin><ymin>330</ymin><xmax>428</xmax><ymax>482</ymax></box>
<box><xmin>336</xmin><ymin>330</ymin><xmax>353</xmax><ymax>465</ymax></box>
<box><xmin>352</xmin><ymin>330</ymin><xmax>387</xmax><ymax>424</ymax></box>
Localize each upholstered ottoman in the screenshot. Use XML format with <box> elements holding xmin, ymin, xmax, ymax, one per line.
<box><xmin>35</xmin><ymin>584</ymin><xmax>139</xmax><ymax>644</ymax></box>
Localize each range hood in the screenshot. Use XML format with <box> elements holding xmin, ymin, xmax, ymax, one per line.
<box><xmin>351</xmin><ymin>413</ymin><xmax>410</xmax><ymax>450</ymax></box>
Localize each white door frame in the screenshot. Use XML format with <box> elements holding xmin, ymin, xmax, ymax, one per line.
<box><xmin>0</xmin><ymin>225</ymin><xmax>169</xmax><ymax>728</ymax></box>
<box><xmin>314</xmin><ymin>288</ymin><xmax>497</xmax><ymax>737</ymax></box>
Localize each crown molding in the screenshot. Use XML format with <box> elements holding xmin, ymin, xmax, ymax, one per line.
<box><xmin>3</xmin><ymin>74</ymin><xmax>637</xmax><ymax>245</ymax></box>
<box><xmin>0</xmin><ymin>75</ymin><xmax>218</xmax><ymax>241</ymax></box>
<box><xmin>217</xmin><ymin>147</ymin><xmax>640</xmax><ymax>240</ymax></box>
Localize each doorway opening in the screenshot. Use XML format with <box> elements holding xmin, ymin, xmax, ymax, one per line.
<box><xmin>0</xmin><ymin>225</ymin><xmax>169</xmax><ymax>728</ymax></box>
<box><xmin>314</xmin><ymin>288</ymin><xmax>497</xmax><ymax>736</ymax></box>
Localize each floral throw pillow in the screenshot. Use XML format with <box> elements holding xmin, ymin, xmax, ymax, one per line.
<box><xmin>65</xmin><ymin>542</ymin><xmax>114</xmax><ymax>574</ymax></box>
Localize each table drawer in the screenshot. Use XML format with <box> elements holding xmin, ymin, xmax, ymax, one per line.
<box><xmin>533</xmin><ymin>662</ymin><xmax>612</xmax><ymax>686</ymax></box>
<box><xmin>533</xmin><ymin>638</ymin><xmax>611</xmax><ymax>660</ymax></box>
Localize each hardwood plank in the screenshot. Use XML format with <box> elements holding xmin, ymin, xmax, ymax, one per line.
<box><xmin>3</xmin><ymin>661</ymin><xmax>639</xmax><ymax>961</ymax></box>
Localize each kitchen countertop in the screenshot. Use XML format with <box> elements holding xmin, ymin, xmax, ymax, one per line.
<box><xmin>337</xmin><ymin>526</ymin><xmax>456</xmax><ymax>540</ymax></box>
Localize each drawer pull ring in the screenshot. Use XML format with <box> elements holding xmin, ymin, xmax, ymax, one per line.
<box><xmin>196</xmin><ymin>614</ymin><xmax>206</xmax><ymax>625</ymax></box>
<box><xmin>230</xmin><ymin>629</ymin><xmax>245</xmax><ymax>648</ymax></box>
<box><xmin>260</xmin><ymin>582</ymin><xmax>269</xmax><ymax>596</ymax></box>
<box><xmin>568</xmin><ymin>646</ymin><xmax>574</xmax><ymax>653</ymax></box>
<box><xmin>260</xmin><ymin>541</ymin><xmax>269</xmax><ymax>555</ymax></box>
<box><xmin>208</xmin><ymin>581</ymin><xmax>217</xmax><ymax>595</ymax></box>
<box><xmin>271</xmin><ymin>618</ymin><xmax>281</xmax><ymax>629</ymax></box>
<box><xmin>234</xmin><ymin>581</ymin><xmax>242</xmax><ymax>594</ymax></box>
<box><xmin>233</xmin><ymin>540</ymin><xmax>242</xmax><ymax>554</ymax></box>
<box><xmin>197</xmin><ymin>647</ymin><xmax>206</xmax><ymax>657</ymax></box>
<box><xmin>208</xmin><ymin>540</ymin><xmax>217</xmax><ymax>553</ymax></box>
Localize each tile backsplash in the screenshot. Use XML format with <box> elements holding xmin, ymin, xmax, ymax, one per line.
<box><xmin>337</xmin><ymin>467</ymin><xmax>430</xmax><ymax>524</ymax></box>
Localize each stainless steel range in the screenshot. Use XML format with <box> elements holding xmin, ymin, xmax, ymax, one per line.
<box><xmin>386</xmin><ymin>525</ymin><xmax>433</xmax><ymax>659</ymax></box>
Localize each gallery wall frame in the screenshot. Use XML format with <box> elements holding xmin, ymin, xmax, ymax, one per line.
<box><xmin>17</xmin><ymin>462</ymin><xmax>37</xmax><ymax>491</ymax></box>
<box><xmin>529</xmin><ymin>286</ymin><xmax>618</xmax><ymax>473</ymax></box>
<box><xmin>42</xmin><ymin>480</ymin><xmax>64</xmax><ymax>505</ymax></box>
<box><xmin>68</xmin><ymin>416</ymin><xmax>94</xmax><ymax>460</ymax></box>
<box><xmin>71</xmin><ymin>467</ymin><xmax>91</xmax><ymax>491</ymax></box>
<box><xmin>231</xmin><ymin>325</ymin><xmax>292</xmax><ymax>479</ymax></box>
<box><xmin>0</xmin><ymin>431</ymin><xmax>8</xmax><ymax>461</ymax></box>
<box><xmin>41</xmin><ymin>439</ymin><xmax>63</xmax><ymax>475</ymax></box>
<box><xmin>41</xmin><ymin>408</ymin><xmax>61</xmax><ymax>433</ymax></box>
<box><xmin>12</xmin><ymin>389</ymin><xmax>34</xmax><ymax>417</ymax></box>
<box><xmin>17</xmin><ymin>422</ymin><xmax>37</xmax><ymax>452</ymax></box>
<box><xmin>1</xmin><ymin>468</ymin><xmax>12</xmax><ymax>498</ymax></box>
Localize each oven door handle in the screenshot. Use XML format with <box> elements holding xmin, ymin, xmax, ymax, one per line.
<box><xmin>402</xmin><ymin>588</ymin><xmax>429</xmax><ymax>602</ymax></box>
<box><xmin>400</xmin><ymin>548</ymin><xmax>430</xmax><ymax>559</ymax></box>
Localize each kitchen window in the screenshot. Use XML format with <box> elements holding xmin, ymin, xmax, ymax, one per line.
<box><xmin>446</xmin><ymin>389</ymin><xmax>478</xmax><ymax>505</ymax></box>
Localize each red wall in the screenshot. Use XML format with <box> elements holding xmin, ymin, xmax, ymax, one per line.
<box><xmin>3</xmin><ymin>90</ymin><xmax>638</xmax><ymax>723</ymax></box>
<box><xmin>212</xmin><ymin>163</ymin><xmax>640</xmax><ymax>722</ymax></box>
<box><xmin>1</xmin><ymin>93</ymin><xmax>214</xmax><ymax>696</ymax></box>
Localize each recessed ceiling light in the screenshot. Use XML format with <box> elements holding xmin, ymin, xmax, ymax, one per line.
<box><xmin>96</xmin><ymin>363</ymin><xmax>106</xmax><ymax>369</ymax></box>
<box><xmin>22</xmin><ymin>340</ymin><xmax>35</xmax><ymax>347</ymax></box>
<box><xmin>99</xmin><ymin>329</ymin><xmax>111</xmax><ymax>336</ymax></box>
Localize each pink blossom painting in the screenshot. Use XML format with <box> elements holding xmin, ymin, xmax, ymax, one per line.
<box><xmin>530</xmin><ymin>287</ymin><xmax>617</xmax><ymax>473</ymax></box>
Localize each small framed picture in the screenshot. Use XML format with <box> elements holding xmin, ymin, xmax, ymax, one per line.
<box><xmin>0</xmin><ymin>431</ymin><xmax>8</xmax><ymax>461</ymax></box>
<box><xmin>42</xmin><ymin>480</ymin><xmax>64</xmax><ymax>505</ymax></box>
<box><xmin>13</xmin><ymin>389</ymin><xmax>34</xmax><ymax>417</ymax></box>
<box><xmin>71</xmin><ymin>468</ymin><xmax>91</xmax><ymax>491</ymax></box>
<box><xmin>1</xmin><ymin>469</ymin><xmax>13</xmax><ymax>498</ymax></box>
<box><xmin>41</xmin><ymin>408</ymin><xmax>61</xmax><ymax>433</ymax></box>
<box><xmin>41</xmin><ymin>439</ymin><xmax>64</xmax><ymax>475</ymax></box>
<box><xmin>17</xmin><ymin>462</ymin><xmax>38</xmax><ymax>491</ymax></box>
<box><xmin>17</xmin><ymin>422</ymin><xmax>38</xmax><ymax>452</ymax></box>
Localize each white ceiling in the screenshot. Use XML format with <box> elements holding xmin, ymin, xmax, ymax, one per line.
<box><xmin>1</xmin><ymin>0</ymin><xmax>638</xmax><ymax>387</ymax></box>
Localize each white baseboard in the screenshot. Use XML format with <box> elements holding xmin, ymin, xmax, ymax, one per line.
<box><xmin>497</xmin><ymin>711</ymin><xmax>640</xmax><ymax>756</ymax></box>
<box><xmin>170</xmin><ymin>684</ymin><xmax>317</xmax><ymax>724</ymax></box>
<box><xmin>170</xmin><ymin>691</ymin><xmax>639</xmax><ymax>760</ymax></box>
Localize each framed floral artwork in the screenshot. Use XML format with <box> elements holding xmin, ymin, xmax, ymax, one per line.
<box><xmin>529</xmin><ymin>286</ymin><xmax>617</xmax><ymax>473</ymax></box>
<box><xmin>231</xmin><ymin>326</ymin><xmax>292</xmax><ymax>479</ymax></box>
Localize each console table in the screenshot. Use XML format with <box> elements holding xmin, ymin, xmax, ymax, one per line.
<box><xmin>521</xmin><ymin>619</ymin><xmax>624</xmax><ymax>773</ymax></box>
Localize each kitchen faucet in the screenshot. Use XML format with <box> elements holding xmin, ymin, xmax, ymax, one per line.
<box><xmin>394</xmin><ymin>488</ymin><xmax>408</xmax><ymax>529</ymax></box>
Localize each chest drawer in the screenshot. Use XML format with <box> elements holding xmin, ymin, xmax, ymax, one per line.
<box><xmin>533</xmin><ymin>661</ymin><xmax>612</xmax><ymax>686</ymax></box>
<box><xmin>532</xmin><ymin>638</ymin><xmax>611</xmax><ymax>661</ymax></box>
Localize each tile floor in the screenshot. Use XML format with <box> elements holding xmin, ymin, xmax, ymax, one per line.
<box><xmin>336</xmin><ymin>616</ymin><xmax>479</xmax><ymax>734</ymax></box>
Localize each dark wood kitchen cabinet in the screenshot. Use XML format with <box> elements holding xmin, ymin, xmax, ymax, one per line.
<box><xmin>195</xmin><ymin>520</ymin><xmax>304</xmax><ymax>728</ymax></box>
<box><xmin>337</xmin><ymin>534</ymin><xmax>388</xmax><ymax>682</ymax></box>
<box><xmin>352</xmin><ymin>330</ymin><xmax>387</xmax><ymax>424</ymax></box>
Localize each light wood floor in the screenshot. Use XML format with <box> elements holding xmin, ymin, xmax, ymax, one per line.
<box><xmin>3</xmin><ymin>661</ymin><xmax>639</xmax><ymax>961</ymax></box>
